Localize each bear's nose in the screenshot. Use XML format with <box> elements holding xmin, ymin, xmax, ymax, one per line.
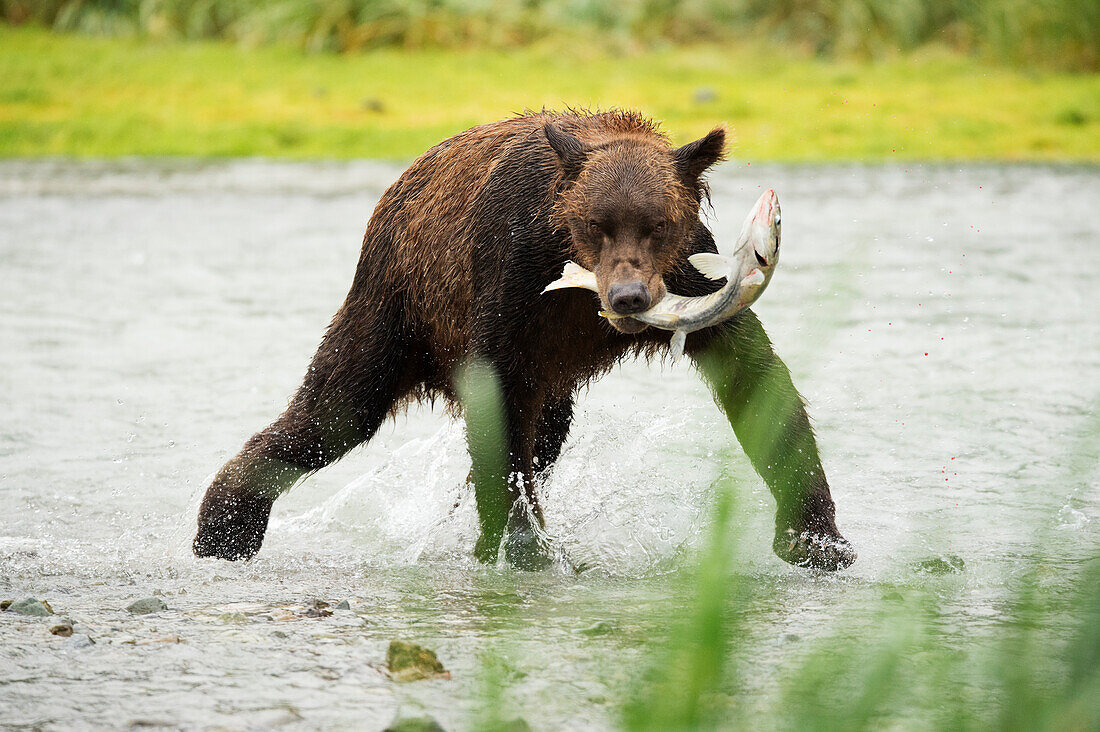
<box><xmin>609</xmin><ymin>282</ymin><xmax>651</xmax><ymax>315</ymax></box>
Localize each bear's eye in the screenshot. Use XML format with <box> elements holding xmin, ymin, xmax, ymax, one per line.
<box><xmin>588</xmin><ymin>221</ymin><xmax>601</xmax><ymax>234</ymax></box>
<box><xmin>653</xmin><ymin>222</ymin><xmax>666</xmax><ymax>234</ymax></box>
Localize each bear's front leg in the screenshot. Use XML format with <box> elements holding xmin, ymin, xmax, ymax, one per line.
<box><xmin>193</xmin><ymin>410</ymin><xmax>323</xmax><ymax>561</ymax></box>
<box><xmin>690</xmin><ymin>310</ymin><xmax>856</xmax><ymax>571</ymax></box>
<box><xmin>194</xmin><ymin>302</ymin><xmax>412</xmax><ymax>561</ymax></box>
<box><xmin>194</xmin><ymin>392</ymin><xmax>352</xmax><ymax>561</ymax></box>
<box><xmin>194</xmin><ymin>455</ymin><xmax>297</xmax><ymax>560</ymax></box>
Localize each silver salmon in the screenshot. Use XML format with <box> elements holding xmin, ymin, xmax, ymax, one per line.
<box><xmin>543</xmin><ymin>188</ymin><xmax>781</xmax><ymax>360</ymax></box>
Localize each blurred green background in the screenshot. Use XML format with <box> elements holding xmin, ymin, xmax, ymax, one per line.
<box><xmin>2</xmin><ymin>0</ymin><xmax>1098</xmax><ymax>159</ymax></box>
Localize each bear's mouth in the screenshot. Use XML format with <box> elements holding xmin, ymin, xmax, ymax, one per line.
<box><xmin>607</xmin><ymin>316</ymin><xmax>648</xmax><ymax>334</ymax></box>
<box><xmin>595</xmin><ymin>274</ymin><xmax>665</xmax><ymax>335</ymax></box>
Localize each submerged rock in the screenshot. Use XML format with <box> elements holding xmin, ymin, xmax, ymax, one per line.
<box><xmin>577</xmin><ymin>620</ymin><xmax>614</xmax><ymax>637</ymax></box>
<box><xmin>7</xmin><ymin>597</ymin><xmax>52</xmax><ymax>616</ymax></box>
<box><xmin>386</xmin><ymin>640</ymin><xmax>450</xmax><ymax>682</ymax></box>
<box><xmin>0</xmin><ymin>600</ymin><xmax>11</xmax><ymax>611</ymax></box>
<box><xmin>384</xmin><ymin>715</ymin><xmax>445</xmax><ymax>732</ymax></box>
<box><xmin>69</xmin><ymin>634</ymin><xmax>95</xmax><ymax>648</ymax></box>
<box><xmin>303</xmin><ymin>600</ymin><xmax>332</xmax><ymax>618</ymax></box>
<box><xmin>50</xmin><ymin>620</ymin><xmax>74</xmax><ymax>637</ymax></box>
<box><xmin>915</xmin><ymin>555</ymin><xmax>966</xmax><ymax>575</ymax></box>
<box><xmin>335</xmin><ymin>599</ymin><xmax>351</xmax><ymax>611</ymax></box>
<box><xmin>126</xmin><ymin>597</ymin><xmax>168</xmax><ymax>615</ymax></box>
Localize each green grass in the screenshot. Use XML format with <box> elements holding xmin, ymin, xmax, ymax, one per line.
<box><xmin>8</xmin><ymin>0</ymin><xmax>1098</xmax><ymax>71</ymax></box>
<box><xmin>2</xmin><ymin>26</ymin><xmax>1099</xmax><ymax>161</ymax></box>
<box><xmin>457</xmin><ymin>348</ymin><xmax>1099</xmax><ymax>730</ymax></box>
<box><xmin>616</xmin><ymin>406</ymin><xmax>1100</xmax><ymax>731</ymax></box>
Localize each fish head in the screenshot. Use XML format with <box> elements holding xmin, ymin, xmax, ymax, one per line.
<box><xmin>544</xmin><ymin>122</ymin><xmax>726</xmax><ymax>333</ymax></box>
<box><xmin>737</xmin><ymin>188</ymin><xmax>781</xmax><ymax>278</ymax></box>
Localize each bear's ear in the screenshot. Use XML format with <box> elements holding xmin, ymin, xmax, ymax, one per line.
<box><xmin>673</xmin><ymin>126</ymin><xmax>726</xmax><ymax>182</ymax></box>
<box><xmin>544</xmin><ymin>122</ymin><xmax>590</xmax><ymax>177</ymax></box>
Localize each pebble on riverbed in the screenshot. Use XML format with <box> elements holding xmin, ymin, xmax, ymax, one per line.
<box><xmin>386</xmin><ymin>640</ymin><xmax>450</xmax><ymax>682</ymax></box>
<box><xmin>5</xmin><ymin>597</ymin><xmax>53</xmax><ymax>616</ymax></box>
<box><xmin>133</xmin><ymin>635</ymin><xmax>181</xmax><ymax>645</ymax></box>
<box><xmin>50</xmin><ymin>620</ymin><xmax>74</xmax><ymax>637</ymax></box>
<box><xmin>126</xmin><ymin>597</ymin><xmax>169</xmax><ymax>615</ymax></box>
<box><xmin>383</xmin><ymin>715</ymin><xmax>445</xmax><ymax>732</ymax></box>
<box><xmin>303</xmin><ymin>599</ymin><xmax>333</xmax><ymax>618</ymax></box>
<box><xmin>382</xmin><ymin>715</ymin><xmax>528</xmax><ymax>732</ymax></box>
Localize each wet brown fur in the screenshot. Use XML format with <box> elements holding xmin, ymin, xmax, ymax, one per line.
<box><xmin>335</xmin><ymin>110</ymin><xmax>719</xmax><ymax>409</ymax></box>
<box><xmin>193</xmin><ymin>109</ymin><xmax>852</xmax><ymax>570</ymax></box>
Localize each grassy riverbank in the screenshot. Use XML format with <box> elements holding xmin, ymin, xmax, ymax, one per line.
<box><xmin>2</xmin><ymin>26</ymin><xmax>1098</xmax><ymax>161</ymax></box>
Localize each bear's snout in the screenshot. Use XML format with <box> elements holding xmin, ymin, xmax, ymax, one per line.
<box><xmin>608</xmin><ymin>281</ymin><xmax>651</xmax><ymax>315</ymax></box>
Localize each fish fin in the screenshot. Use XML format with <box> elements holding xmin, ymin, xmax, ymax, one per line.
<box><xmin>740</xmin><ymin>268</ymin><xmax>765</xmax><ymax>287</ymax></box>
<box><xmin>688</xmin><ymin>252</ymin><xmax>732</xmax><ymax>281</ymax></box>
<box><xmin>542</xmin><ymin>261</ymin><xmax>599</xmax><ymax>294</ymax></box>
<box><xmin>669</xmin><ymin>330</ymin><xmax>688</xmax><ymax>361</ymax></box>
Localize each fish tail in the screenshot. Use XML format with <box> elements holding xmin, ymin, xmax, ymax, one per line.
<box><xmin>542</xmin><ymin>261</ymin><xmax>599</xmax><ymax>294</ymax></box>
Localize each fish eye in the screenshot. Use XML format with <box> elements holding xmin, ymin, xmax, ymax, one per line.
<box><xmin>774</xmin><ymin>212</ymin><xmax>781</xmax><ymax>225</ymax></box>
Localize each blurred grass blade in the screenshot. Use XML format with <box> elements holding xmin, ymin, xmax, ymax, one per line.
<box><xmin>623</xmin><ymin>481</ymin><xmax>740</xmax><ymax>731</ymax></box>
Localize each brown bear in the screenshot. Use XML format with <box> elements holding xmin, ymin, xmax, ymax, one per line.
<box><xmin>193</xmin><ymin>110</ymin><xmax>855</xmax><ymax>571</ymax></box>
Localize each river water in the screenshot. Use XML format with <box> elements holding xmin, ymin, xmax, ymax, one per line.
<box><xmin>1</xmin><ymin>160</ymin><xmax>1097</xmax><ymax>729</ymax></box>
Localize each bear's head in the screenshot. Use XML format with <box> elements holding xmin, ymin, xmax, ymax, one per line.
<box><xmin>545</xmin><ymin>121</ymin><xmax>725</xmax><ymax>333</ymax></box>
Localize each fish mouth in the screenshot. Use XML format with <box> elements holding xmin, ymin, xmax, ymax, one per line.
<box><xmin>752</xmin><ymin>188</ymin><xmax>778</xmax><ymax>225</ymax></box>
<box><xmin>754</xmin><ymin>250</ymin><xmax>768</xmax><ymax>267</ymax></box>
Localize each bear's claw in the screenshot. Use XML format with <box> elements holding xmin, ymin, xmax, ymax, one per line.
<box><xmin>773</xmin><ymin>528</ymin><xmax>856</xmax><ymax>572</ymax></box>
<box><xmin>193</xmin><ymin>490</ymin><xmax>272</xmax><ymax>561</ymax></box>
<box><xmin>503</xmin><ymin>524</ymin><xmax>554</xmax><ymax>571</ymax></box>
